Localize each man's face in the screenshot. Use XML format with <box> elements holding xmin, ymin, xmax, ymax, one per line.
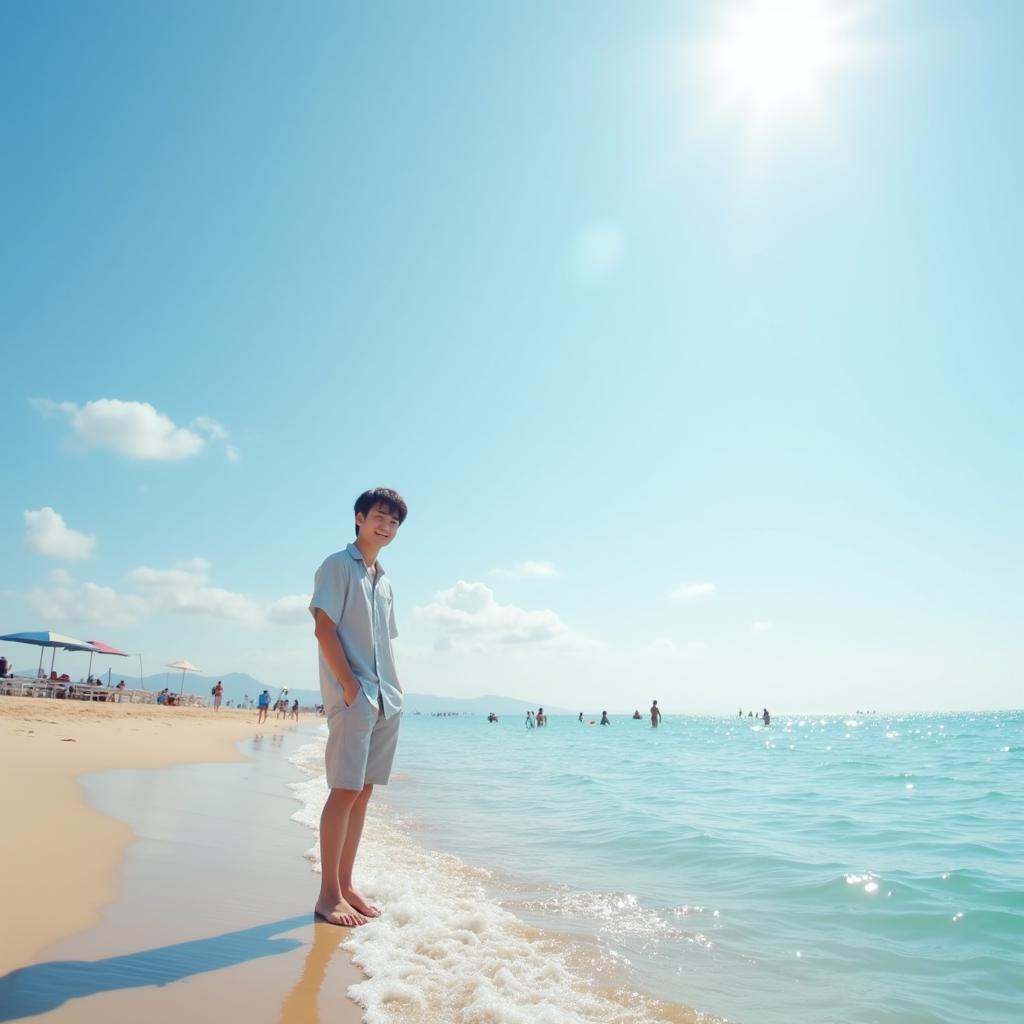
<box><xmin>356</xmin><ymin>502</ymin><xmax>401</xmax><ymax>546</ymax></box>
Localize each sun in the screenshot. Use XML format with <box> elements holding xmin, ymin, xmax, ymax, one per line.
<box><xmin>700</xmin><ymin>0</ymin><xmax>863</xmax><ymax>128</ymax></box>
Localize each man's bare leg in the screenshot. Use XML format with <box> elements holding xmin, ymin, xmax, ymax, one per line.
<box><xmin>314</xmin><ymin>787</ymin><xmax>367</xmax><ymax>927</ymax></box>
<box><xmin>340</xmin><ymin>783</ymin><xmax>380</xmax><ymax>917</ymax></box>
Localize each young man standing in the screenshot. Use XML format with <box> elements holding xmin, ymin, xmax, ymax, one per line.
<box><xmin>309</xmin><ymin>487</ymin><xmax>407</xmax><ymax>927</ymax></box>
<box><xmin>650</xmin><ymin>700</ymin><xmax>661</xmax><ymax>728</ymax></box>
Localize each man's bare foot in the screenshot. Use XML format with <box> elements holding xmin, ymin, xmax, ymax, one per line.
<box><xmin>343</xmin><ymin>886</ymin><xmax>381</xmax><ymax>918</ymax></box>
<box><xmin>313</xmin><ymin>896</ymin><xmax>367</xmax><ymax>927</ymax></box>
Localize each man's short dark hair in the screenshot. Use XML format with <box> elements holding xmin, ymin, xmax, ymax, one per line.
<box><xmin>354</xmin><ymin>487</ymin><xmax>408</xmax><ymax>537</ymax></box>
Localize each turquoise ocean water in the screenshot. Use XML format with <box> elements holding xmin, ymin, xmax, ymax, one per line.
<box><xmin>364</xmin><ymin>711</ymin><xmax>1023</xmax><ymax>1024</ymax></box>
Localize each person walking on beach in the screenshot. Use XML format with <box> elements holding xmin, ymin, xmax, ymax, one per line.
<box><xmin>213</xmin><ymin>681</ymin><xmax>223</xmax><ymax>711</ymax></box>
<box><xmin>310</xmin><ymin>487</ymin><xmax>407</xmax><ymax>928</ymax></box>
<box><xmin>290</xmin><ymin>698</ymin><xmax>299</xmax><ymax>721</ymax></box>
<box><xmin>257</xmin><ymin>689</ymin><xmax>270</xmax><ymax>724</ymax></box>
<box><xmin>650</xmin><ymin>700</ymin><xmax>661</xmax><ymax>728</ymax></box>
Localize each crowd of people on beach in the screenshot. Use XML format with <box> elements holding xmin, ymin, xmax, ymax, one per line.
<box><xmin>255</xmin><ymin>688</ymin><xmax>300</xmax><ymax>723</ymax></box>
<box><xmin>0</xmin><ymin>653</ymin><xmax>311</xmax><ymax>715</ymax></box>
<box><xmin>0</xmin><ymin>651</ymin><xmax>130</xmax><ymax>691</ymax></box>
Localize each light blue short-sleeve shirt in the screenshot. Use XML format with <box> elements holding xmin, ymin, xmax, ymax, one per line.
<box><xmin>309</xmin><ymin>544</ymin><xmax>402</xmax><ymax>718</ymax></box>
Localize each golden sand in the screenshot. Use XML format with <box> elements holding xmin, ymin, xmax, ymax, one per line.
<box><xmin>0</xmin><ymin>696</ymin><xmax>364</xmax><ymax>1023</ymax></box>
<box><xmin>0</xmin><ymin>697</ymin><xmax>266</xmax><ymax>973</ymax></box>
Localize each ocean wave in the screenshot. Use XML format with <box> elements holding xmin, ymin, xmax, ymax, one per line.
<box><xmin>287</xmin><ymin>741</ymin><xmax>711</xmax><ymax>1024</ymax></box>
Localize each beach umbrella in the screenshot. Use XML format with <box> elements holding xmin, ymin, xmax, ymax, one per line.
<box><xmin>0</xmin><ymin>630</ymin><xmax>96</xmax><ymax>676</ymax></box>
<box><xmin>167</xmin><ymin>659</ymin><xmax>200</xmax><ymax>695</ymax></box>
<box><xmin>85</xmin><ymin>639</ymin><xmax>129</xmax><ymax>683</ymax></box>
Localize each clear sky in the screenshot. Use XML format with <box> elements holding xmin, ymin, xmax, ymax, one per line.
<box><xmin>2</xmin><ymin>0</ymin><xmax>1021</xmax><ymax>712</ymax></box>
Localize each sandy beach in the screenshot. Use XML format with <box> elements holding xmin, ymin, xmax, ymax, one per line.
<box><xmin>0</xmin><ymin>696</ymin><xmax>363</xmax><ymax>1023</ymax></box>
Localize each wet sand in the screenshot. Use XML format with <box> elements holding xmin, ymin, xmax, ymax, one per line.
<box><xmin>0</xmin><ymin>697</ymin><xmax>364</xmax><ymax>1023</ymax></box>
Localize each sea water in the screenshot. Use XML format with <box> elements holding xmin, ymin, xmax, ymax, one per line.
<box><xmin>289</xmin><ymin>712</ymin><xmax>1024</xmax><ymax>1024</ymax></box>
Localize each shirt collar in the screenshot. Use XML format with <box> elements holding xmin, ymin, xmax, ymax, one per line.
<box><xmin>345</xmin><ymin>542</ymin><xmax>385</xmax><ymax>576</ymax></box>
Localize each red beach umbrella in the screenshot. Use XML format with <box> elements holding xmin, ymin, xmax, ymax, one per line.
<box><xmin>85</xmin><ymin>639</ymin><xmax>129</xmax><ymax>683</ymax></box>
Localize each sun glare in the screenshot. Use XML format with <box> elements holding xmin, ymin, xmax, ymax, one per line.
<box><xmin>702</xmin><ymin>0</ymin><xmax>861</xmax><ymax>128</ymax></box>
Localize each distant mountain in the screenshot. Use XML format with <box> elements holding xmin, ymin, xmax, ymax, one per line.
<box><xmin>78</xmin><ymin>669</ymin><xmax>318</xmax><ymax>707</ymax></box>
<box><xmin>72</xmin><ymin>666</ymin><xmax>571</xmax><ymax>715</ymax></box>
<box><xmin>402</xmin><ymin>693</ymin><xmax>574</xmax><ymax>716</ymax></box>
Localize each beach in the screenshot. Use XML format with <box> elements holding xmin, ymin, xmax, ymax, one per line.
<box><xmin>0</xmin><ymin>696</ymin><xmax>364</xmax><ymax>1023</ymax></box>
<box><xmin>4</xmin><ymin>696</ymin><xmax>1020</xmax><ymax>1024</ymax></box>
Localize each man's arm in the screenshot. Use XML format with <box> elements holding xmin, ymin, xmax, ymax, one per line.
<box><xmin>313</xmin><ymin>609</ymin><xmax>361</xmax><ymax>706</ymax></box>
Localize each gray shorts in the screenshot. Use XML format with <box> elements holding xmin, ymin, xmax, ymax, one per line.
<box><xmin>325</xmin><ymin>694</ymin><xmax>401</xmax><ymax>791</ymax></box>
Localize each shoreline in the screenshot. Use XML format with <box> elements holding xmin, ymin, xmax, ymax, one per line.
<box><xmin>0</xmin><ymin>697</ymin><xmax>364</xmax><ymax>1023</ymax></box>
<box><xmin>4</xmin><ymin>720</ymin><xmax>362</xmax><ymax>1024</ymax></box>
<box><xmin>289</xmin><ymin>733</ymin><xmax>708</xmax><ymax>1024</ymax></box>
<box><xmin>0</xmin><ymin>698</ymin><xmax>300</xmax><ymax>974</ymax></box>
<box><xmin>3</xmin><ymin>696</ymin><xmax>709</xmax><ymax>1024</ymax></box>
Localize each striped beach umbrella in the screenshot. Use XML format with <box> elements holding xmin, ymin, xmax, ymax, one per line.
<box><xmin>0</xmin><ymin>630</ymin><xmax>96</xmax><ymax>676</ymax></box>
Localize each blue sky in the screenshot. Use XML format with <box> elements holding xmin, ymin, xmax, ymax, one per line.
<box><xmin>2</xmin><ymin>0</ymin><xmax>1020</xmax><ymax>712</ymax></box>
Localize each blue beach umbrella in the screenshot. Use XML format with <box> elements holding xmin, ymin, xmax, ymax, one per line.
<box><xmin>0</xmin><ymin>630</ymin><xmax>96</xmax><ymax>677</ymax></box>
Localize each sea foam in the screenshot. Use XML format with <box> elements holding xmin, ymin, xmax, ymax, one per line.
<box><xmin>288</xmin><ymin>739</ymin><xmax>706</xmax><ymax>1024</ymax></box>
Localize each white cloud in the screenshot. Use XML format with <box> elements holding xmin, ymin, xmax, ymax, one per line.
<box><xmin>193</xmin><ymin>417</ymin><xmax>241</xmax><ymax>462</ymax></box>
<box><xmin>123</xmin><ymin>559</ymin><xmax>300</xmax><ymax>628</ymax></box>
<box><xmin>751</xmin><ymin>621</ymin><xmax>773</xmax><ymax>634</ymax></box>
<box><xmin>191</xmin><ymin>416</ymin><xmax>227</xmax><ymax>441</ymax></box>
<box><xmin>669</xmin><ymin>582</ymin><xmax>716</xmax><ymax>601</ymax></box>
<box><xmin>28</xmin><ymin>579</ymin><xmax>148</xmax><ymax>628</ymax></box>
<box><xmin>267</xmin><ymin>595</ymin><xmax>312</xmax><ymax>625</ymax></box>
<box><xmin>572</xmin><ymin>222</ymin><xmax>625</xmax><ymax>282</ymax></box>
<box><xmin>127</xmin><ymin>558</ymin><xmax>262</xmax><ymax>626</ymax></box>
<box><xmin>415</xmin><ymin>580</ymin><xmax>572</xmax><ymax>645</ymax></box>
<box><xmin>32</xmin><ymin>398</ymin><xmax>239</xmax><ymax>462</ymax></box>
<box><xmin>20</xmin><ymin>557</ymin><xmax>303</xmax><ymax>634</ymax></box>
<box><xmin>23</xmin><ymin>507</ymin><xmax>96</xmax><ymax>560</ymax></box>
<box><xmin>490</xmin><ymin>560</ymin><xmax>560</xmax><ymax>580</ymax></box>
<box><xmin>128</xmin><ymin>560</ymin><xmax>208</xmax><ymax>592</ymax></box>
